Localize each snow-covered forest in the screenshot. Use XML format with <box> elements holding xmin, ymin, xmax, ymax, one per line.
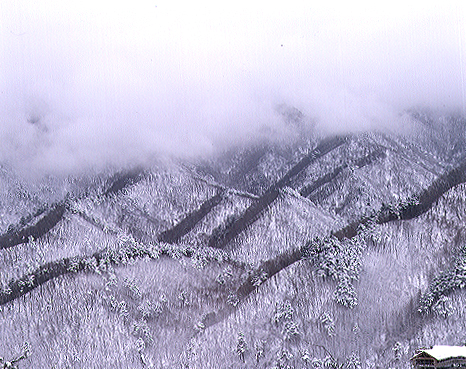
<box><xmin>1</xmin><ymin>1</ymin><xmax>466</xmax><ymax>368</ymax></box>
<box><xmin>1</xmin><ymin>110</ymin><xmax>466</xmax><ymax>368</ymax></box>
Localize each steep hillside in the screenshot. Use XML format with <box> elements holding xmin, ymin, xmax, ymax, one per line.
<box><xmin>1</xmin><ymin>111</ymin><xmax>466</xmax><ymax>368</ymax></box>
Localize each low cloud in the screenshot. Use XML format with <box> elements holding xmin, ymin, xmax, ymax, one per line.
<box><xmin>0</xmin><ymin>1</ymin><xmax>465</xmax><ymax>176</ymax></box>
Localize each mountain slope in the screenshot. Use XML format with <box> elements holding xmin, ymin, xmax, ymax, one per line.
<box><xmin>1</xmin><ymin>111</ymin><xmax>466</xmax><ymax>368</ymax></box>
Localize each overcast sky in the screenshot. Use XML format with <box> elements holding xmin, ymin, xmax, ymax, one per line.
<box><xmin>0</xmin><ymin>1</ymin><xmax>465</xmax><ymax>175</ymax></box>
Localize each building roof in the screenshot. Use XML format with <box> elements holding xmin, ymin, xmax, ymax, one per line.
<box><xmin>412</xmin><ymin>346</ymin><xmax>466</xmax><ymax>361</ymax></box>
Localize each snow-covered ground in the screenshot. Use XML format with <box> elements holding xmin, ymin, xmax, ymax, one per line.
<box><xmin>1</xmin><ymin>112</ymin><xmax>466</xmax><ymax>368</ymax></box>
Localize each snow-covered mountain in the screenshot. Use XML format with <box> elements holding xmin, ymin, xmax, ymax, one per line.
<box><xmin>1</xmin><ymin>109</ymin><xmax>466</xmax><ymax>368</ymax></box>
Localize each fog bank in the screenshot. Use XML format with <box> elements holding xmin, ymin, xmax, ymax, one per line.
<box><xmin>1</xmin><ymin>1</ymin><xmax>465</xmax><ymax>175</ymax></box>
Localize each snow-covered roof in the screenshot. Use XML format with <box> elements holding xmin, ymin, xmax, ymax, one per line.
<box><xmin>413</xmin><ymin>346</ymin><xmax>466</xmax><ymax>361</ymax></box>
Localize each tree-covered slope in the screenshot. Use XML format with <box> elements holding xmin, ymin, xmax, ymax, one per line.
<box><xmin>1</xmin><ymin>111</ymin><xmax>466</xmax><ymax>368</ymax></box>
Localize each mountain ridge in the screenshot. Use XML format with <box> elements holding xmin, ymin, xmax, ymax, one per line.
<box><xmin>1</xmin><ymin>110</ymin><xmax>466</xmax><ymax>368</ymax></box>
